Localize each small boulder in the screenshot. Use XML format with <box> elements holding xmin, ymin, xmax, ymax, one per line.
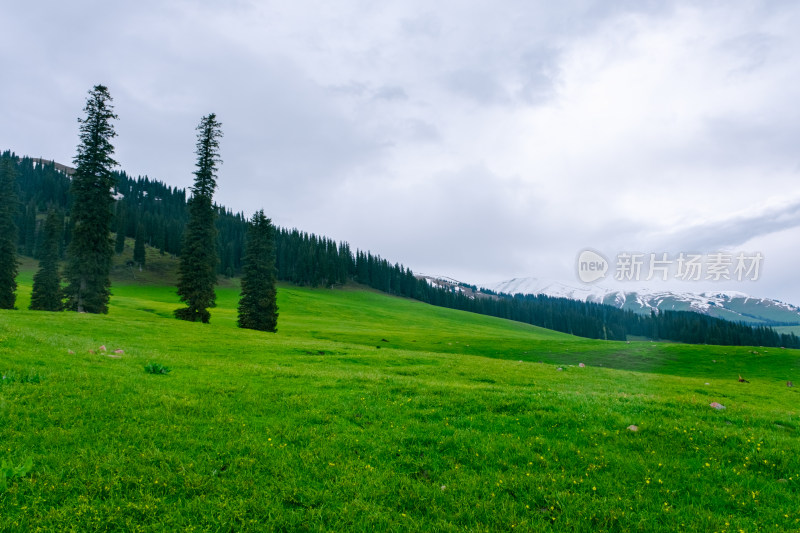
<box><xmin>627</xmin><ymin>425</ymin><xmax>639</xmax><ymax>432</ymax></box>
<box><xmin>709</xmin><ymin>402</ymin><xmax>726</xmax><ymax>410</ymax></box>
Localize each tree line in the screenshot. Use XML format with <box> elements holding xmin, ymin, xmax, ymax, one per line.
<box><xmin>412</xmin><ymin>288</ymin><xmax>800</xmax><ymax>348</ymax></box>
<box><xmin>0</xmin><ymin>85</ymin><xmax>277</xmax><ymax>331</ymax></box>
<box><xmin>2</xmin><ymin>86</ymin><xmax>799</xmax><ymax>348</ymax></box>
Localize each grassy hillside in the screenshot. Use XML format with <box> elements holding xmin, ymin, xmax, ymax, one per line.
<box><xmin>1</xmin><ymin>264</ymin><xmax>799</xmax><ymax>531</ymax></box>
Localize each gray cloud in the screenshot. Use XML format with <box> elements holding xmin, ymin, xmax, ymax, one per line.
<box><xmin>400</xmin><ymin>12</ymin><xmax>442</xmax><ymax>39</ymax></box>
<box><xmin>444</xmin><ymin>68</ymin><xmax>508</xmax><ymax>105</ymax></box>
<box><xmin>653</xmin><ymin>200</ymin><xmax>800</xmax><ymax>252</ymax></box>
<box><xmin>373</xmin><ymin>85</ymin><xmax>408</xmax><ymax>101</ymax></box>
<box><xmin>517</xmin><ymin>46</ymin><xmax>561</xmax><ymax>105</ymax></box>
<box><xmin>321</xmin><ymin>164</ymin><xmax>547</xmax><ymax>281</ymax></box>
<box><xmin>719</xmin><ymin>31</ymin><xmax>776</xmax><ymax>74</ymax></box>
<box><xmin>327</xmin><ymin>82</ymin><xmax>369</xmax><ymax>98</ymax></box>
<box><xmin>403</xmin><ymin>119</ymin><xmax>441</xmax><ymax>143</ymax></box>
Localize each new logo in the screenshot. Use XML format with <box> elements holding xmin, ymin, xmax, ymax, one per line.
<box><xmin>577</xmin><ymin>249</ymin><xmax>608</xmax><ymax>283</ymax></box>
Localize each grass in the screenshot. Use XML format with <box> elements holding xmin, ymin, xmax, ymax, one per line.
<box><xmin>1</xmin><ymin>260</ymin><xmax>799</xmax><ymax>531</ymax></box>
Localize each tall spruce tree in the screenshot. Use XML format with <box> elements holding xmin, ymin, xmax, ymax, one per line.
<box><xmin>64</xmin><ymin>85</ymin><xmax>118</xmax><ymax>313</ymax></box>
<box><xmin>30</xmin><ymin>209</ymin><xmax>63</xmax><ymax>311</ymax></box>
<box><xmin>175</xmin><ymin>113</ymin><xmax>222</xmax><ymax>323</ymax></box>
<box><xmin>0</xmin><ymin>157</ymin><xmax>19</xmax><ymax>309</ymax></box>
<box><xmin>237</xmin><ymin>210</ymin><xmax>278</xmax><ymax>332</ymax></box>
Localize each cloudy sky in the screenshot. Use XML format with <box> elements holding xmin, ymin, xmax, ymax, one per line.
<box><xmin>2</xmin><ymin>1</ymin><xmax>799</xmax><ymax>302</ymax></box>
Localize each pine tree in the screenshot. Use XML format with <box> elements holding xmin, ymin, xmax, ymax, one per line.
<box><xmin>0</xmin><ymin>157</ymin><xmax>19</xmax><ymax>309</ymax></box>
<box><xmin>133</xmin><ymin>223</ymin><xmax>146</xmax><ymax>267</ymax></box>
<box><xmin>64</xmin><ymin>85</ymin><xmax>119</xmax><ymax>314</ymax></box>
<box><xmin>237</xmin><ymin>210</ymin><xmax>278</xmax><ymax>332</ymax></box>
<box><xmin>175</xmin><ymin>113</ymin><xmax>222</xmax><ymax>323</ymax></box>
<box><xmin>30</xmin><ymin>209</ymin><xmax>63</xmax><ymax>311</ymax></box>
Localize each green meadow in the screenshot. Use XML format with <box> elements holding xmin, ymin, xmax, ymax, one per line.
<box><xmin>1</xmin><ymin>260</ymin><xmax>799</xmax><ymax>531</ymax></box>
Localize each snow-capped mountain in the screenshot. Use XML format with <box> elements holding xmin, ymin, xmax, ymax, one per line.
<box><xmin>480</xmin><ymin>277</ymin><xmax>800</xmax><ymax>326</ymax></box>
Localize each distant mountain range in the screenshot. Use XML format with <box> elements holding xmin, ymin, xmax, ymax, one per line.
<box><xmin>480</xmin><ymin>277</ymin><xmax>800</xmax><ymax>326</ymax></box>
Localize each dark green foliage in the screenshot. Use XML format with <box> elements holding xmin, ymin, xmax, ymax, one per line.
<box><xmin>0</xmin><ymin>371</ymin><xmax>42</xmax><ymax>388</ymax></box>
<box><xmin>133</xmin><ymin>223</ymin><xmax>146</xmax><ymax>267</ymax></box>
<box><xmin>0</xmin><ymin>157</ymin><xmax>19</xmax><ymax>308</ymax></box>
<box><xmin>0</xmin><ymin>457</ymin><xmax>33</xmax><ymax>492</ymax></box>
<box><xmin>274</xmin><ymin>228</ymin><xmax>353</xmax><ymax>287</ymax></box>
<box><xmin>30</xmin><ymin>209</ymin><xmax>64</xmax><ymax>311</ymax></box>
<box><xmin>237</xmin><ymin>210</ymin><xmax>278</xmax><ymax>332</ymax></box>
<box><xmin>144</xmin><ymin>362</ymin><xmax>170</xmax><ymax>375</ymax></box>
<box><xmin>23</xmin><ymin>202</ymin><xmax>36</xmax><ymax>257</ymax></box>
<box><xmin>216</xmin><ymin>209</ymin><xmax>246</xmax><ymax>276</ymax></box>
<box><xmin>33</xmin><ymin>214</ymin><xmax>46</xmax><ymax>260</ymax></box>
<box><xmin>61</xmin><ymin>213</ymin><xmax>71</xmax><ymax>257</ymax></box>
<box><xmin>114</xmin><ymin>202</ymin><xmax>126</xmax><ymax>254</ymax></box>
<box><xmin>2</xmin><ymin>152</ymin><xmax>188</xmax><ymax>258</ymax></box>
<box><xmin>63</xmin><ymin>85</ymin><xmax>118</xmax><ymax>314</ymax></box>
<box><xmin>114</xmin><ymin>230</ymin><xmax>126</xmax><ymax>255</ymax></box>
<box><xmin>175</xmin><ymin>114</ymin><xmax>222</xmax><ymax>323</ymax></box>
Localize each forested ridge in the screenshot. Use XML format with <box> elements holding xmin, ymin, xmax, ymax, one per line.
<box><xmin>4</xmin><ymin>149</ymin><xmax>798</xmax><ymax>348</ymax></box>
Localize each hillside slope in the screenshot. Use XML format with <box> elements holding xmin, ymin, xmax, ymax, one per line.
<box><xmin>14</xmin><ymin>253</ymin><xmax>800</xmax><ymax>380</ymax></box>
<box><xmin>2</xmin><ymin>271</ymin><xmax>799</xmax><ymax>531</ymax></box>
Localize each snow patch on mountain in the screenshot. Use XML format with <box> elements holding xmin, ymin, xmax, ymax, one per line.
<box><xmin>480</xmin><ymin>277</ymin><xmax>800</xmax><ymax>324</ymax></box>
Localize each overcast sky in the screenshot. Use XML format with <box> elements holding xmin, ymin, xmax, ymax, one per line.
<box><xmin>2</xmin><ymin>1</ymin><xmax>799</xmax><ymax>303</ymax></box>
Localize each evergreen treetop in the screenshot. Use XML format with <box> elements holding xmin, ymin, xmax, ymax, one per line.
<box><xmin>191</xmin><ymin>113</ymin><xmax>222</xmax><ymax>199</ymax></box>
<box><xmin>73</xmin><ymin>85</ymin><xmax>118</xmax><ymax>176</ymax></box>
